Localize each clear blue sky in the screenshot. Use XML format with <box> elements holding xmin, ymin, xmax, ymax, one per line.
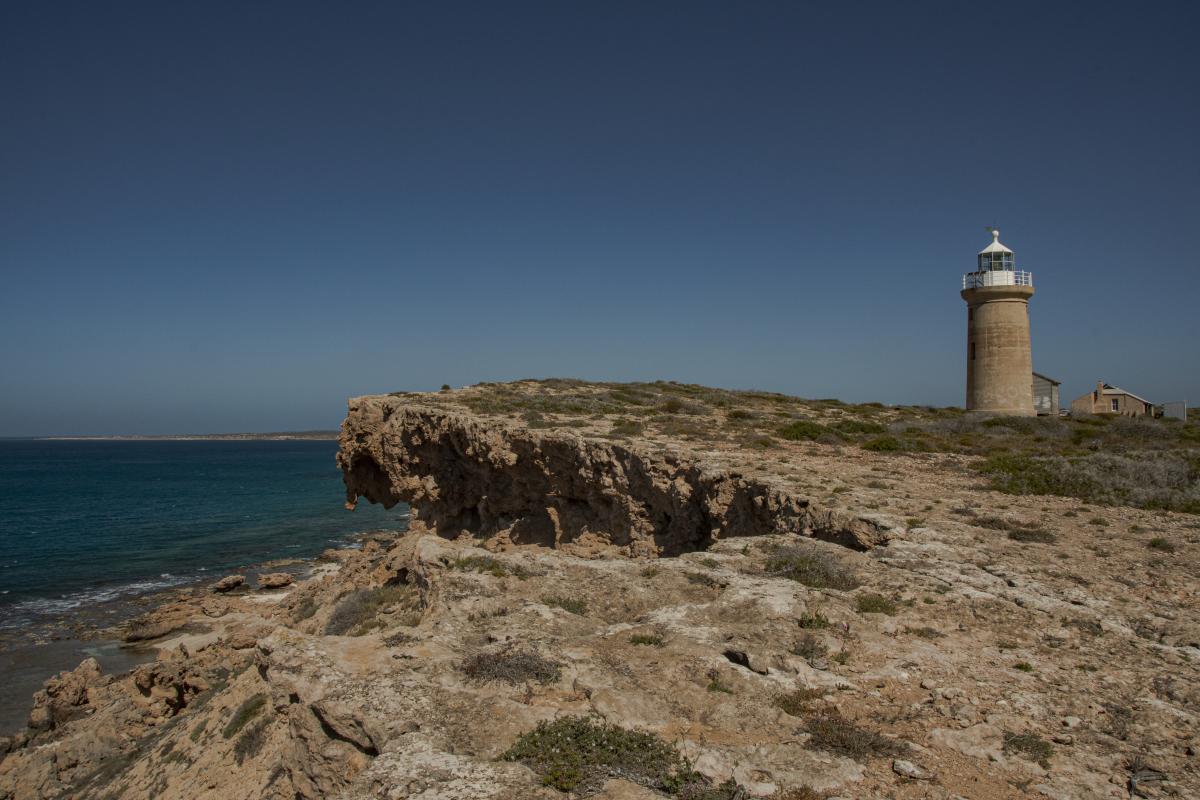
<box><xmin>2</xmin><ymin>1</ymin><xmax>1197</xmax><ymax>435</ymax></box>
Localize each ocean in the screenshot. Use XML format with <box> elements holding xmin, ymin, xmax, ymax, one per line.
<box><xmin>0</xmin><ymin>439</ymin><xmax>406</xmax><ymax>731</ymax></box>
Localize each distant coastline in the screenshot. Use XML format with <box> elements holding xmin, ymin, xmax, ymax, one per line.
<box><xmin>37</xmin><ymin>431</ymin><xmax>339</xmax><ymax>441</ymax></box>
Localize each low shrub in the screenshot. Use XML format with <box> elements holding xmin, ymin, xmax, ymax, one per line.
<box><xmin>1147</xmin><ymin>537</ymin><xmax>1176</xmax><ymax>552</ymax></box>
<box><xmin>861</xmin><ymin>435</ymin><xmax>903</xmax><ymax>452</ymax></box>
<box><xmin>542</xmin><ymin>595</ymin><xmax>587</xmax><ymax>615</ymax></box>
<box><xmin>449</xmin><ymin>555</ymin><xmax>531</xmax><ymax>579</ymax></box>
<box><xmin>854</xmin><ymin>593</ymin><xmax>897</xmax><ymax>615</ymax></box>
<box><xmin>832</xmin><ymin>419</ymin><xmax>886</xmax><ymax>435</ymax></box>
<box><xmin>765</xmin><ymin>545</ymin><xmax>859</xmax><ymax>590</ymax></box>
<box><xmin>291</xmin><ymin>597</ymin><xmax>318</xmax><ymax>622</ymax></box>
<box><xmin>461</xmin><ymin>646</ymin><xmax>561</xmax><ymax>685</ymax></box>
<box><xmin>804</xmin><ymin>711</ymin><xmax>906</xmax><ymax>760</ymax></box>
<box><xmin>222</xmin><ymin>694</ymin><xmax>267</xmax><ymax>739</ymax></box>
<box><xmin>501</xmin><ymin>716</ymin><xmax>740</xmax><ymax>796</ymax></box>
<box><xmin>324</xmin><ymin>584</ymin><xmax>418</xmax><ymax>635</ymax></box>
<box><xmin>792</xmin><ymin>634</ymin><xmax>829</xmax><ymax>663</ymax></box>
<box><xmin>1008</xmin><ymin>528</ymin><xmax>1057</xmax><ymax>544</ymax></box>
<box><xmin>233</xmin><ymin>718</ymin><xmax>271</xmax><ymax>765</ymax></box>
<box><xmin>610</xmin><ymin>418</ymin><xmax>645</xmax><ymax>437</ymax></box>
<box><xmin>798</xmin><ymin>610</ymin><xmax>830</xmax><ymax>629</ymax></box>
<box><xmin>774</xmin><ymin>687</ymin><xmax>825</xmax><ymax>716</ymax></box>
<box><xmin>979</xmin><ymin>452</ymin><xmax>1200</xmax><ymax>513</ymax></box>
<box><xmin>778</xmin><ymin>420</ymin><xmax>836</xmax><ymax>442</ymax></box>
<box><xmin>630</xmin><ymin>633</ymin><xmax>665</xmax><ymax>647</ymax></box>
<box><xmin>1002</xmin><ymin>731</ymin><xmax>1053</xmax><ymax>767</ymax></box>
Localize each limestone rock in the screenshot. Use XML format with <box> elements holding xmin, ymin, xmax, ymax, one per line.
<box><xmin>892</xmin><ymin>759</ymin><xmax>931</xmax><ymax>780</ymax></box>
<box><xmin>211</xmin><ymin>574</ymin><xmax>245</xmax><ymax>593</ymax></box>
<box><xmin>257</xmin><ymin>572</ymin><xmax>294</xmax><ymax>589</ymax></box>
<box><xmin>27</xmin><ymin>657</ymin><xmax>103</xmax><ymax>732</ymax></box>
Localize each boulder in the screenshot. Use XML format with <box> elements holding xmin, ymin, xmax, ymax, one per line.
<box><xmin>123</xmin><ymin>618</ymin><xmax>185</xmax><ymax>643</ymax></box>
<box><xmin>211</xmin><ymin>574</ymin><xmax>245</xmax><ymax>593</ymax></box>
<box><xmin>28</xmin><ymin>658</ymin><xmax>103</xmax><ymax>732</ymax></box>
<box><xmin>226</xmin><ymin>633</ymin><xmax>257</xmax><ymax>650</ymax></box>
<box><xmin>258</xmin><ymin>572</ymin><xmax>294</xmax><ymax>589</ymax></box>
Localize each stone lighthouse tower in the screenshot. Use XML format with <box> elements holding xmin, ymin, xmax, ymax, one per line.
<box><xmin>962</xmin><ymin>229</ymin><xmax>1035</xmax><ymax>416</ymax></box>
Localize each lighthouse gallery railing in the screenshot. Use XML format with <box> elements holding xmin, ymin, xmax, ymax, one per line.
<box><xmin>962</xmin><ymin>270</ymin><xmax>1033</xmax><ymax>290</ymax></box>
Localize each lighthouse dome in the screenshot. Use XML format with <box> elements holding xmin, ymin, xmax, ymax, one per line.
<box><xmin>977</xmin><ymin>229</ymin><xmax>1014</xmax><ymax>271</ymax></box>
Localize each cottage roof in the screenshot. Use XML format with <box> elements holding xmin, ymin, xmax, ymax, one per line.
<box><xmin>1100</xmin><ymin>383</ymin><xmax>1153</xmax><ymax>405</ymax></box>
<box><xmin>1032</xmin><ymin>371</ymin><xmax>1060</xmax><ymax>385</ymax></box>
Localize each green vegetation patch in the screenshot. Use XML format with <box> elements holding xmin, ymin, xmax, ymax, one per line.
<box><xmin>798</xmin><ymin>610</ymin><xmax>830</xmax><ymax>629</ymax></box>
<box><xmin>831</xmin><ymin>419</ymin><xmax>886</xmax><ymax>436</ymax></box>
<box><xmin>222</xmin><ymin>693</ymin><xmax>267</xmax><ymax>739</ymax></box>
<box><xmin>542</xmin><ymin>595</ymin><xmax>588</xmax><ymax>615</ymax></box>
<box><xmin>233</xmin><ymin>718</ymin><xmax>271</xmax><ymax>765</ymax></box>
<box><xmin>765</xmin><ymin>545</ymin><xmax>859</xmax><ymax>590</ymax></box>
<box><xmin>1007</xmin><ymin>528</ymin><xmax>1057</xmax><ymax>544</ymax></box>
<box><xmin>324</xmin><ymin>584</ymin><xmax>419</xmax><ymax>636</ymax></box>
<box><xmin>774</xmin><ymin>687</ymin><xmax>826</xmax><ymax>717</ymax></box>
<box><xmin>793</xmin><ymin>633</ymin><xmax>829</xmax><ymax>662</ymax></box>
<box><xmin>804</xmin><ymin>712</ymin><xmax>907</xmax><ymax>761</ymax></box>
<box><xmin>978</xmin><ymin>452</ymin><xmax>1200</xmax><ymax>514</ymax></box>
<box><xmin>854</xmin><ymin>593</ymin><xmax>897</xmax><ymax>615</ymax></box>
<box><xmin>501</xmin><ymin>716</ymin><xmax>741</xmax><ymax>796</ymax></box>
<box><xmin>449</xmin><ymin>555</ymin><xmax>532</xmax><ymax>579</ymax></box>
<box><xmin>1147</xmin><ymin>537</ymin><xmax>1176</xmax><ymax>552</ymax></box>
<box><xmin>777</xmin><ymin>420</ymin><xmax>837</xmax><ymax>442</ymax></box>
<box><xmin>630</xmin><ymin>633</ymin><xmax>665</xmax><ymax>647</ymax></box>
<box><xmin>291</xmin><ymin>597</ymin><xmax>318</xmax><ymax>622</ymax></box>
<box><xmin>1002</xmin><ymin>731</ymin><xmax>1053</xmax><ymax>767</ymax></box>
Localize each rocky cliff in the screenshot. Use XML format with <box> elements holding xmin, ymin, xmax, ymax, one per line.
<box><xmin>337</xmin><ymin>396</ymin><xmax>891</xmax><ymax>555</ymax></box>
<box><xmin>1</xmin><ymin>381</ymin><xmax>1197</xmax><ymax>800</ymax></box>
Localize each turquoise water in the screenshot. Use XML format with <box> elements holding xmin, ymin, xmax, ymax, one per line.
<box><xmin>0</xmin><ymin>439</ymin><xmax>405</xmax><ymax>631</ymax></box>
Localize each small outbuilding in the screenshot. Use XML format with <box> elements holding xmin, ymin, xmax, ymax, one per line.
<box><xmin>1070</xmin><ymin>381</ymin><xmax>1154</xmax><ymax>417</ymax></box>
<box><xmin>1032</xmin><ymin>372</ymin><xmax>1061</xmax><ymax>416</ymax></box>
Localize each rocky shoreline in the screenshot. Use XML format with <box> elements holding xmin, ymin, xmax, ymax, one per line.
<box><xmin>0</xmin><ymin>533</ymin><xmax>401</xmax><ymax>737</ymax></box>
<box><xmin>1</xmin><ymin>382</ymin><xmax>1196</xmax><ymax>799</ymax></box>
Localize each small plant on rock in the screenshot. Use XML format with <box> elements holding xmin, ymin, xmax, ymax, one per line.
<box><xmin>773</xmin><ymin>688</ymin><xmax>825</xmax><ymax>717</ymax></box>
<box><xmin>222</xmin><ymin>694</ymin><xmax>267</xmax><ymax>739</ymax></box>
<box><xmin>792</xmin><ymin>633</ymin><xmax>829</xmax><ymax>663</ymax></box>
<box><xmin>798</xmin><ymin>610</ymin><xmax>830</xmax><ymax>629</ymax></box>
<box><xmin>854</xmin><ymin>593</ymin><xmax>897</xmax><ymax>615</ymax></box>
<box><xmin>324</xmin><ymin>584</ymin><xmax>419</xmax><ymax>635</ymax></box>
<box><xmin>1002</xmin><ymin>731</ymin><xmax>1053</xmax><ymax>767</ymax></box>
<box><xmin>461</xmin><ymin>646</ymin><xmax>561</xmax><ymax>685</ymax></box>
<box><xmin>501</xmin><ymin>715</ymin><xmax>742</xmax><ymax>796</ymax></box>
<box><xmin>630</xmin><ymin>633</ymin><xmax>665</xmax><ymax>647</ymax></box>
<box><xmin>1008</xmin><ymin>528</ymin><xmax>1057</xmax><ymax>544</ymax></box>
<box><xmin>803</xmin><ymin>711</ymin><xmax>906</xmax><ymax>761</ymax></box>
<box><xmin>542</xmin><ymin>595</ymin><xmax>587</xmax><ymax>615</ymax></box>
<box><xmin>765</xmin><ymin>545</ymin><xmax>859</xmax><ymax>590</ymax></box>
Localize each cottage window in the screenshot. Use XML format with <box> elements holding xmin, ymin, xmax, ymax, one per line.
<box><xmin>1110</xmin><ymin>398</ymin><xmax>1119</xmax><ymax>412</ymax></box>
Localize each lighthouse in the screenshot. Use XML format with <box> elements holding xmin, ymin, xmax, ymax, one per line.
<box><xmin>962</xmin><ymin>229</ymin><xmax>1035</xmax><ymax>416</ymax></box>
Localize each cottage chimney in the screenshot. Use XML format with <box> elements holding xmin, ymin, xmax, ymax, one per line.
<box><xmin>1095</xmin><ymin>380</ymin><xmax>1105</xmax><ymax>412</ymax></box>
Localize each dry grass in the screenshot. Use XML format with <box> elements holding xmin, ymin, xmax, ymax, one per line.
<box><xmin>803</xmin><ymin>711</ymin><xmax>907</xmax><ymax>760</ymax></box>
<box><xmin>324</xmin><ymin>584</ymin><xmax>420</xmax><ymax>636</ymax></box>
<box><xmin>461</xmin><ymin>646</ymin><xmax>562</xmax><ymax>685</ymax></box>
<box><xmin>765</xmin><ymin>545</ymin><xmax>859</xmax><ymax>590</ymax></box>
